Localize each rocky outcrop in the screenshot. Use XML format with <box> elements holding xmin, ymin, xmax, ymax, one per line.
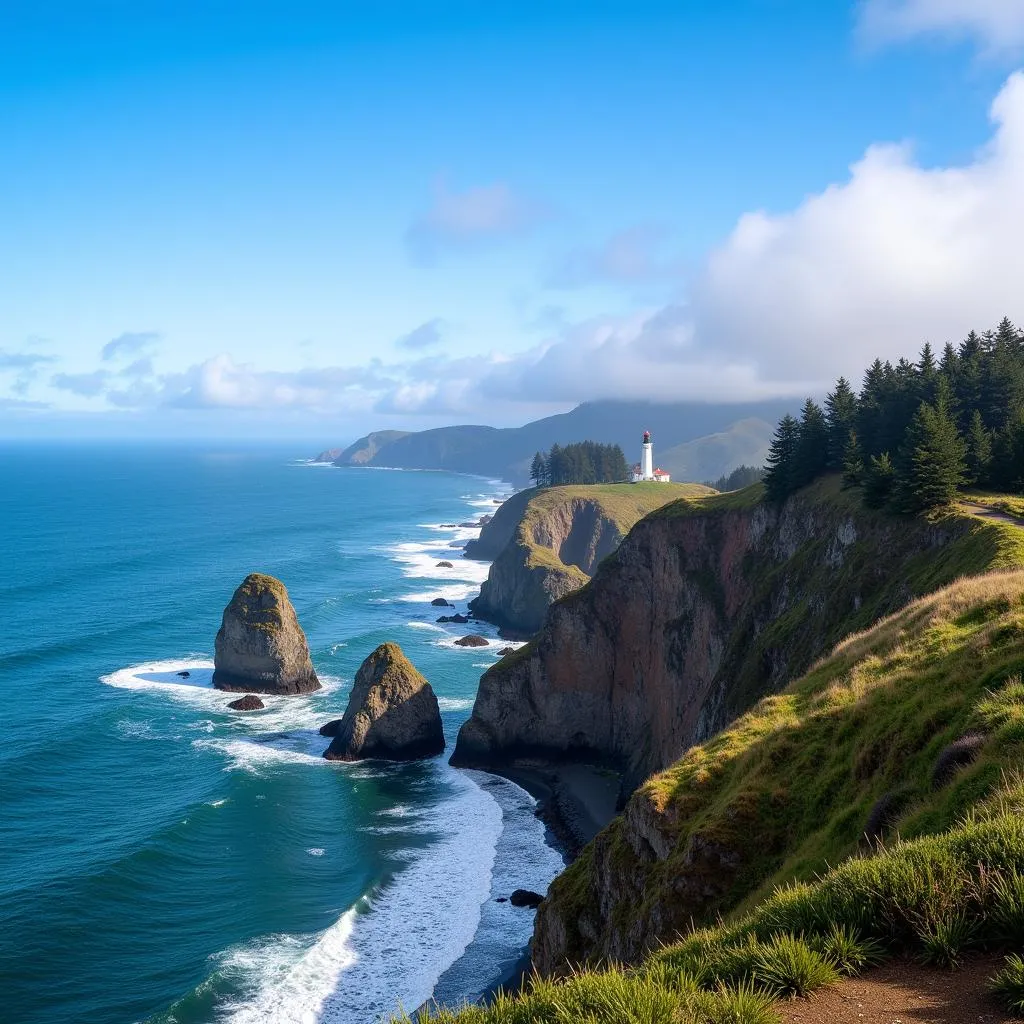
<box><xmin>467</xmin><ymin>485</ymin><xmax>703</xmax><ymax>636</ymax></box>
<box><xmin>454</xmin><ymin>634</ymin><xmax>489</xmax><ymax>647</ymax></box>
<box><xmin>452</xmin><ymin>483</ymin><xmax>980</xmax><ymax>797</ymax></box>
<box><xmin>212</xmin><ymin>574</ymin><xmax>320</xmax><ymax>695</ymax></box>
<box><xmin>227</xmin><ymin>694</ymin><xmax>265</xmax><ymax>711</ymax></box>
<box><xmin>323</xmin><ymin>643</ymin><xmax>444</xmax><ymax>761</ymax></box>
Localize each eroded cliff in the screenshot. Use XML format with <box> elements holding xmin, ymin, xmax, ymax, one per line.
<box><xmin>467</xmin><ymin>483</ymin><xmax>711</xmax><ymax>635</ymax></box>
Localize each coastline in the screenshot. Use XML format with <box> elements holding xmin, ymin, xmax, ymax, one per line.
<box><xmin>472</xmin><ymin>761</ymin><xmax>620</xmax><ymax>1006</ymax></box>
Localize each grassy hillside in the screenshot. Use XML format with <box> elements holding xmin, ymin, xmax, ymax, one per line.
<box><xmin>656</xmin><ymin>418</ymin><xmax>774</xmax><ymax>483</ymax></box>
<box><xmin>412</xmin><ymin>569</ymin><xmax>1024</xmax><ymax>1023</ymax></box>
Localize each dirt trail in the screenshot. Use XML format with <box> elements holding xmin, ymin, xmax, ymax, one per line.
<box><xmin>777</xmin><ymin>956</ymin><xmax>1021</xmax><ymax>1024</ymax></box>
<box><xmin>962</xmin><ymin>502</ymin><xmax>1024</xmax><ymax>528</ymax></box>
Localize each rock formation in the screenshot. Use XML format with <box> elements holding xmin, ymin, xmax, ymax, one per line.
<box><xmin>466</xmin><ymin>484</ymin><xmax>704</xmax><ymax>635</ymax></box>
<box><xmin>227</xmin><ymin>694</ymin><xmax>264</xmax><ymax>711</ymax></box>
<box><xmin>212</xmin><ymin>573</ymin><xmax>321</xmax><ymax>695</ymax></box>
<box><xmin>322</xmin><ymin>643</ymin><xmax>444</xmax><ymax>761</ymax></box>
<box><xmin>431</xmin><ymin>598</ymin><xmax>453</xmax><ymax>607</ymax></box>
<box><xmin>454</xmin><ymin>634</ymin><xmax>489</xmax><ymax>647</ymax></box>
<box><xmin>436</xmin><ymin>560</ymin><xmax>454</xmax><ymax>568</ymax></box>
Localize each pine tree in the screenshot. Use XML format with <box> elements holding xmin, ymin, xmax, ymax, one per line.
<box><xmin>965</xmin><ymin>411</ymin><xmax>992</xmax><ymax>487</ymax></box>
<box><xmin>764</xmin><ymin>414</ymin><xmax>800</xmax><ymax>502</ymax></box>
<box><xmin>918</xmin><ymin>342</ymin><xmax>938</xmax><ymax>405</ymax></box>
<box><xmin>863</xmin><ymin>452</ymin><xmax>895</xmax><ymax>509</ymax></box>
<box><xmin>825</xmin><ymin>378</ymin><xmax>858</xmax><ymax>471</ymax></box>
<box><xmin>893</xmin><ymin>398</ymin><xmax>967</xmax><ymax>512</ymax></box>
<box><xmin>793</xmin><ymin>397</ymin><xmax>829</xmax><ymax>488</ymax></box>
<box><xmin>842</xmin><ymin>430</ymin><xmax>864</xmax><ymax>489</ymax></box>
<box><xmin>530</xmin><ymin>451</ymin><xmax>547</xmax><ymax>487</ymax></box>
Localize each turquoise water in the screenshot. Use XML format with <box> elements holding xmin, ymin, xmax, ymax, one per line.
<box><xmin>0</xmin><ymin>443</ymin><xmax>562</xmax><ymax>1024</ymax></box>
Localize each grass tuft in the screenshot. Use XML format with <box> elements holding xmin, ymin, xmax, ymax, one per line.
<box><xmin>989</xmin><ymin>953</ymin><xmax>1024</xmax><ymax>1014</ymax></box>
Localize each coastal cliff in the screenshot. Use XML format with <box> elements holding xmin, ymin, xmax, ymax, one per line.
<box><xmin>449</xmin><ymin>481</ymin><xmax>1024</xmax><ymax>974</ymax></box>
<box><xmin>452</xmin><ymin>479</ymin><xmax>1023</xmax><ymax>795</ymax></box>
<box><xmin>467</xmin><ymin>483</ymin><xmax>713</xmax><ymax>635</ymax></box>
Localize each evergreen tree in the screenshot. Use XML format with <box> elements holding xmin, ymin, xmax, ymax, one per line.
<box><xmin>841</xmin><ymin>430</ymin><xmax>864</xmax><ymax>489</ymax></box>
<box><xmin>917</xmin><ymin>342</ymin><xmax>938</xmax><ymax>404</ymax></box>
<box><xmin>863</xmin><ymin>452</ymin><xmax>895</xmax><ymax>509</ymax></box>
<box><xmin>764</xmin><ymin>414</ymin><xmax>800</xmax><ymax>503</ymax></box>
<box><xmin>530</xmin><ymin>451</ymin><xmax>547</xmax><ymax>487</ymax></box>
<box><xmin>965</xmin><ymin>411</ymin><xmax>992</xmax><ymax>487</ymax></box>
<box><xmin>794</xmin><ymin>398</ymin><xmax>829</xmax><ymax>487</ymax></box>
<box><xmin>825</xmin><ymin>378</ymin><xmax>858</xmax><ymax>471</ymax></box>
<box><xmin>991</xmin><ymin>410</ymin><xmax>1024</xmax><ymax>493</ymax></box>
<box><xmin>893</xmin><ymin>398</ymin><xmax>967</xmax><ymax>513</ymax></box>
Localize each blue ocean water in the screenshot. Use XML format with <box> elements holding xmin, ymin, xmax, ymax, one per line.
<box><xmin>0</xmin><ymin>443</ymin><xmax>562</xmax><ymax>1024</ymax></box>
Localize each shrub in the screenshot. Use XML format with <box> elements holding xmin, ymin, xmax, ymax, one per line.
<box><xmin>990</xmin><ymin>953</ymin><xmax>1024</xmax><ymax>1014</ymax></box>
<box><xmin>990</xmin><ymin>869</ymin><xmax>1024</xmax><ymax>943</ymax></box>
<box><xmin>931</xmin><ymin>733</ymin><xmax>985</xmax><ymax>789</ymax></box>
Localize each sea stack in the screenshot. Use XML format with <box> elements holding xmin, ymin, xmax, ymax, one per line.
<box><xmin>212</xmin><ymin>573</ymin><xmax>321</xmax><ymax>695</ymax></box>
<box><xmin>322</xmin><ymin>643</ymin><xmax>444</xmax><ymax>761</ymax></box>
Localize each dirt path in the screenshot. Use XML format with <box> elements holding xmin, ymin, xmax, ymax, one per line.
<box><xmin>961</xmin><ymin>502</ymin><xmax>1024</xmax><ymax>528</ymax></box>
<box><xmin>777</xmin><ymin>956</ymin><xmax>1021</xmax><ymax>1024</ymax></box>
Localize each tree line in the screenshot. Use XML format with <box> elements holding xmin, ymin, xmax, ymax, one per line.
<box><xmin>706</xmin><ymin>465</ymin><xmax>765</xmax><ymax>492</ymax></box>
<box><xmin>764</xmin><ymin>316</ymin><xmax>1024</xmax><ymax>512</ymax></box>
<box><xmin>530</xmin><ymin>441</ymin><xmax>631</xmax><ymax>487</ymax></box>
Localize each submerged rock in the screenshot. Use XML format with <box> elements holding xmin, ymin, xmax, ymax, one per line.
<box><xmin>437</xmin><ymin>613</ymin><xmax>470</xmax><ymax>624</ymax></box>
<box><xmin>323</xmin><ymin>643</ymin><xmax>444</xmax><ymax>761</ymax></box>
<box><xmin>212</xmin><ymin>573</ymin><xmax>321</xmax><ymax>695</ymax></box>
<box><xmin>454</xmin><ymin>634</ymin><xmax>489</xmax><ymax>648</ymax></box>
<box><xmin>436</xmin><ymin>560</ymin><xmax>454</xmax><ymax>568</ymax></box>
<box><xmin>431</xmin><ymin>597</ymin><xmax>454</xmax><ymax>607</ymax></box>
<box><xmin>509</xmin><ymin>889</ymin><xmax>544</xmax><ymax>908</ymax></box>
<box><xmin>227</xmin><ymin>694</ymin><xmax>265</xmax><ymax>711</ymax></box>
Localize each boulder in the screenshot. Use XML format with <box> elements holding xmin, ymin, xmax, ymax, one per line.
<box><xmin>437</xmin><ymin>613</ymin><xmax>470</xmax><ymax>624</ymax></box>
<box><xmin>227</xmin><ymin>694</ymin><xmax>265</xmax><ymax>711</ymax></box>
<box><xmin>455</xmin><ymin>634</ymin><xmax>489</xmax><ymax>648</ymax></box>
<box><xmin>498</xmin><ymin>647</ymin><xmax>516</xmax><ymax>656</ymax></box>
<box><xmin>431</xmin><ymin>598</ymin><xmax>454</xmax><ymax>607</ymax></box>
<box><xmin>509</xmin><ymin>889</ymin><xmax>544</xmax><ymax>909</ymax></box>
<box><xmin>323</xmin><ymin>643</ymin><xmax>445</xmax><ymax>762</ymax></box>
<box><xmin>212</xmin><ymin>573</ymin><xmax>321</xmax><ymax>695</ymax></box>
<box><xmin>319</xmin><ymin>718</ymin><xmax>343</xmax><ymax>737</ymax></box>
<box><xmin>177</xmin><ymin>670</ymin><xmax>191</xmax><ymax>678</ymax></box>
<box><xmin>436</xmin><ymin>560</ymin><xmax>454</xmax><ymax>569</ymax></box>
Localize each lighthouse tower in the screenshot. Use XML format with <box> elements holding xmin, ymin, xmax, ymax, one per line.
<box><xmin>632</xmin><ymin>430</ymin><xmax>671</xmax><ymax>483</ymax></box>
<box><xmin>640</xmin><ymin>430</ymin><xmax>654</xmax><ymax>479</ymax></box>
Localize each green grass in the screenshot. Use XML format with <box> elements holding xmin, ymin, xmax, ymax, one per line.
<box><xmin>539</xmin><ymin>568</ymin><xmax>1024</xmax><ymax>968</ymax></box>
<box><xmin>990</xmin><ymin>953</ymin><xmax>1024</xmax><ymax>1013</ymax></box>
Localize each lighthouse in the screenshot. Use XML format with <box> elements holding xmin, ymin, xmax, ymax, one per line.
<box><xmin>632</xmin><ymin>430</ymin><xmax>671</xmax><ymax>483</ymax></box>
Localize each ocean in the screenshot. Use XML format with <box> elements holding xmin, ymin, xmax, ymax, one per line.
<box><xmin>0</xmin><ymin>442</ymin><xmax>563</xmax><ymax>1024</ymax></box>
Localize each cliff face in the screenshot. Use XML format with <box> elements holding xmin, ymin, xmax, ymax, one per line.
<box><xmin>452</xmin><ymin>481</ymin><xmax>1006</xmax><ymax>796</ymax></box>
<box><xmin>468</xmin><ymin>484</ymin><xmax>711</xmax><ymax>636</ymax></box>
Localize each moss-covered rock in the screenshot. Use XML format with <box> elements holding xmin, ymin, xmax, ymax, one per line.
<box><xmin>322</xmin><ymin>643</ymin><xmax>444</xmax><ymax>761</ymax></box>
<box><xmin>212</xmin><ymin>573</ymin><xmax>320</xmax><ymax>695</ymax></box>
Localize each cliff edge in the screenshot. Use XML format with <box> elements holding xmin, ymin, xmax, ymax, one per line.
<box><xmin>467</xmin><ymin>482</ymin><xmax>714</xmax><ymax>635</ymax></box>
<box><xmin>451</xmin><ymin>478</ymin><xmax>1024</xmax><ymax>797</ymax></box>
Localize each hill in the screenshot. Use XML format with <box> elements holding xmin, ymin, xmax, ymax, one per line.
<box><xmin>409</xmin><ymin>568</ymin><xmax>1024</xmax><ymax>1024</ymax></box>
<box><xmin>327</xmin><ymin>399</ymin><xmax>790</xmax><ymax>484</ymax></box>
<box><xmin>467</xmin><ymin>482</ymin><xmax>715</xmax><ymax>635</ymax></box>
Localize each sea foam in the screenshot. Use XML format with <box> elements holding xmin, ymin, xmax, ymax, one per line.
<box><xmin>218</xmin><ymin>768</ymin><xmax>504</xmax><ymax>1024</ymax></box>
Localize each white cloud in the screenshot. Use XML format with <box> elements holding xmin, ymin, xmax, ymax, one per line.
<box><xmin>406</xmin><ymin>179</ymin><xmax>546</xmax><ymax>264</ymax></box>
<box><xmin>687</xmin><ymin>70</ymin><xmax>1024</xmax><ymax>386</ymax></box>
<box><xmin>859</xmin><ymin>0</ymin><xmax>1024</xmax><ymax>53</ymax></box>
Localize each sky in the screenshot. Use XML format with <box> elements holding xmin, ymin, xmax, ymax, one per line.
<box><xmin>2</xmin><ymin>0</ymin><xmax>1024</xmax><ymax>442</ymax></box>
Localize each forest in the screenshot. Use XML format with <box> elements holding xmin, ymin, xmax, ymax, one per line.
<box><xmin>764</xmin><ymin>317</ymin><xmax>1024</xmax><ymax>512</ymax></box>
<box><xmin>529</xmin><ymin>441</ymin><xmax>631</xmax><ymax>486</ymax></box>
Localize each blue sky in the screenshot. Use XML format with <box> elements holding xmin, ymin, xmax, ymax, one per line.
<box><xmin>2</xmin><ymin>0</ymin><xmax>1024</xmax><ymax>440</ymax></box>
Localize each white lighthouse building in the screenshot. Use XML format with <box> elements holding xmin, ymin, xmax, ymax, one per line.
<box><xmin>631</xmin><ymin>430</ymin><xmax>671</xmax><ymax>483</ymax></box>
